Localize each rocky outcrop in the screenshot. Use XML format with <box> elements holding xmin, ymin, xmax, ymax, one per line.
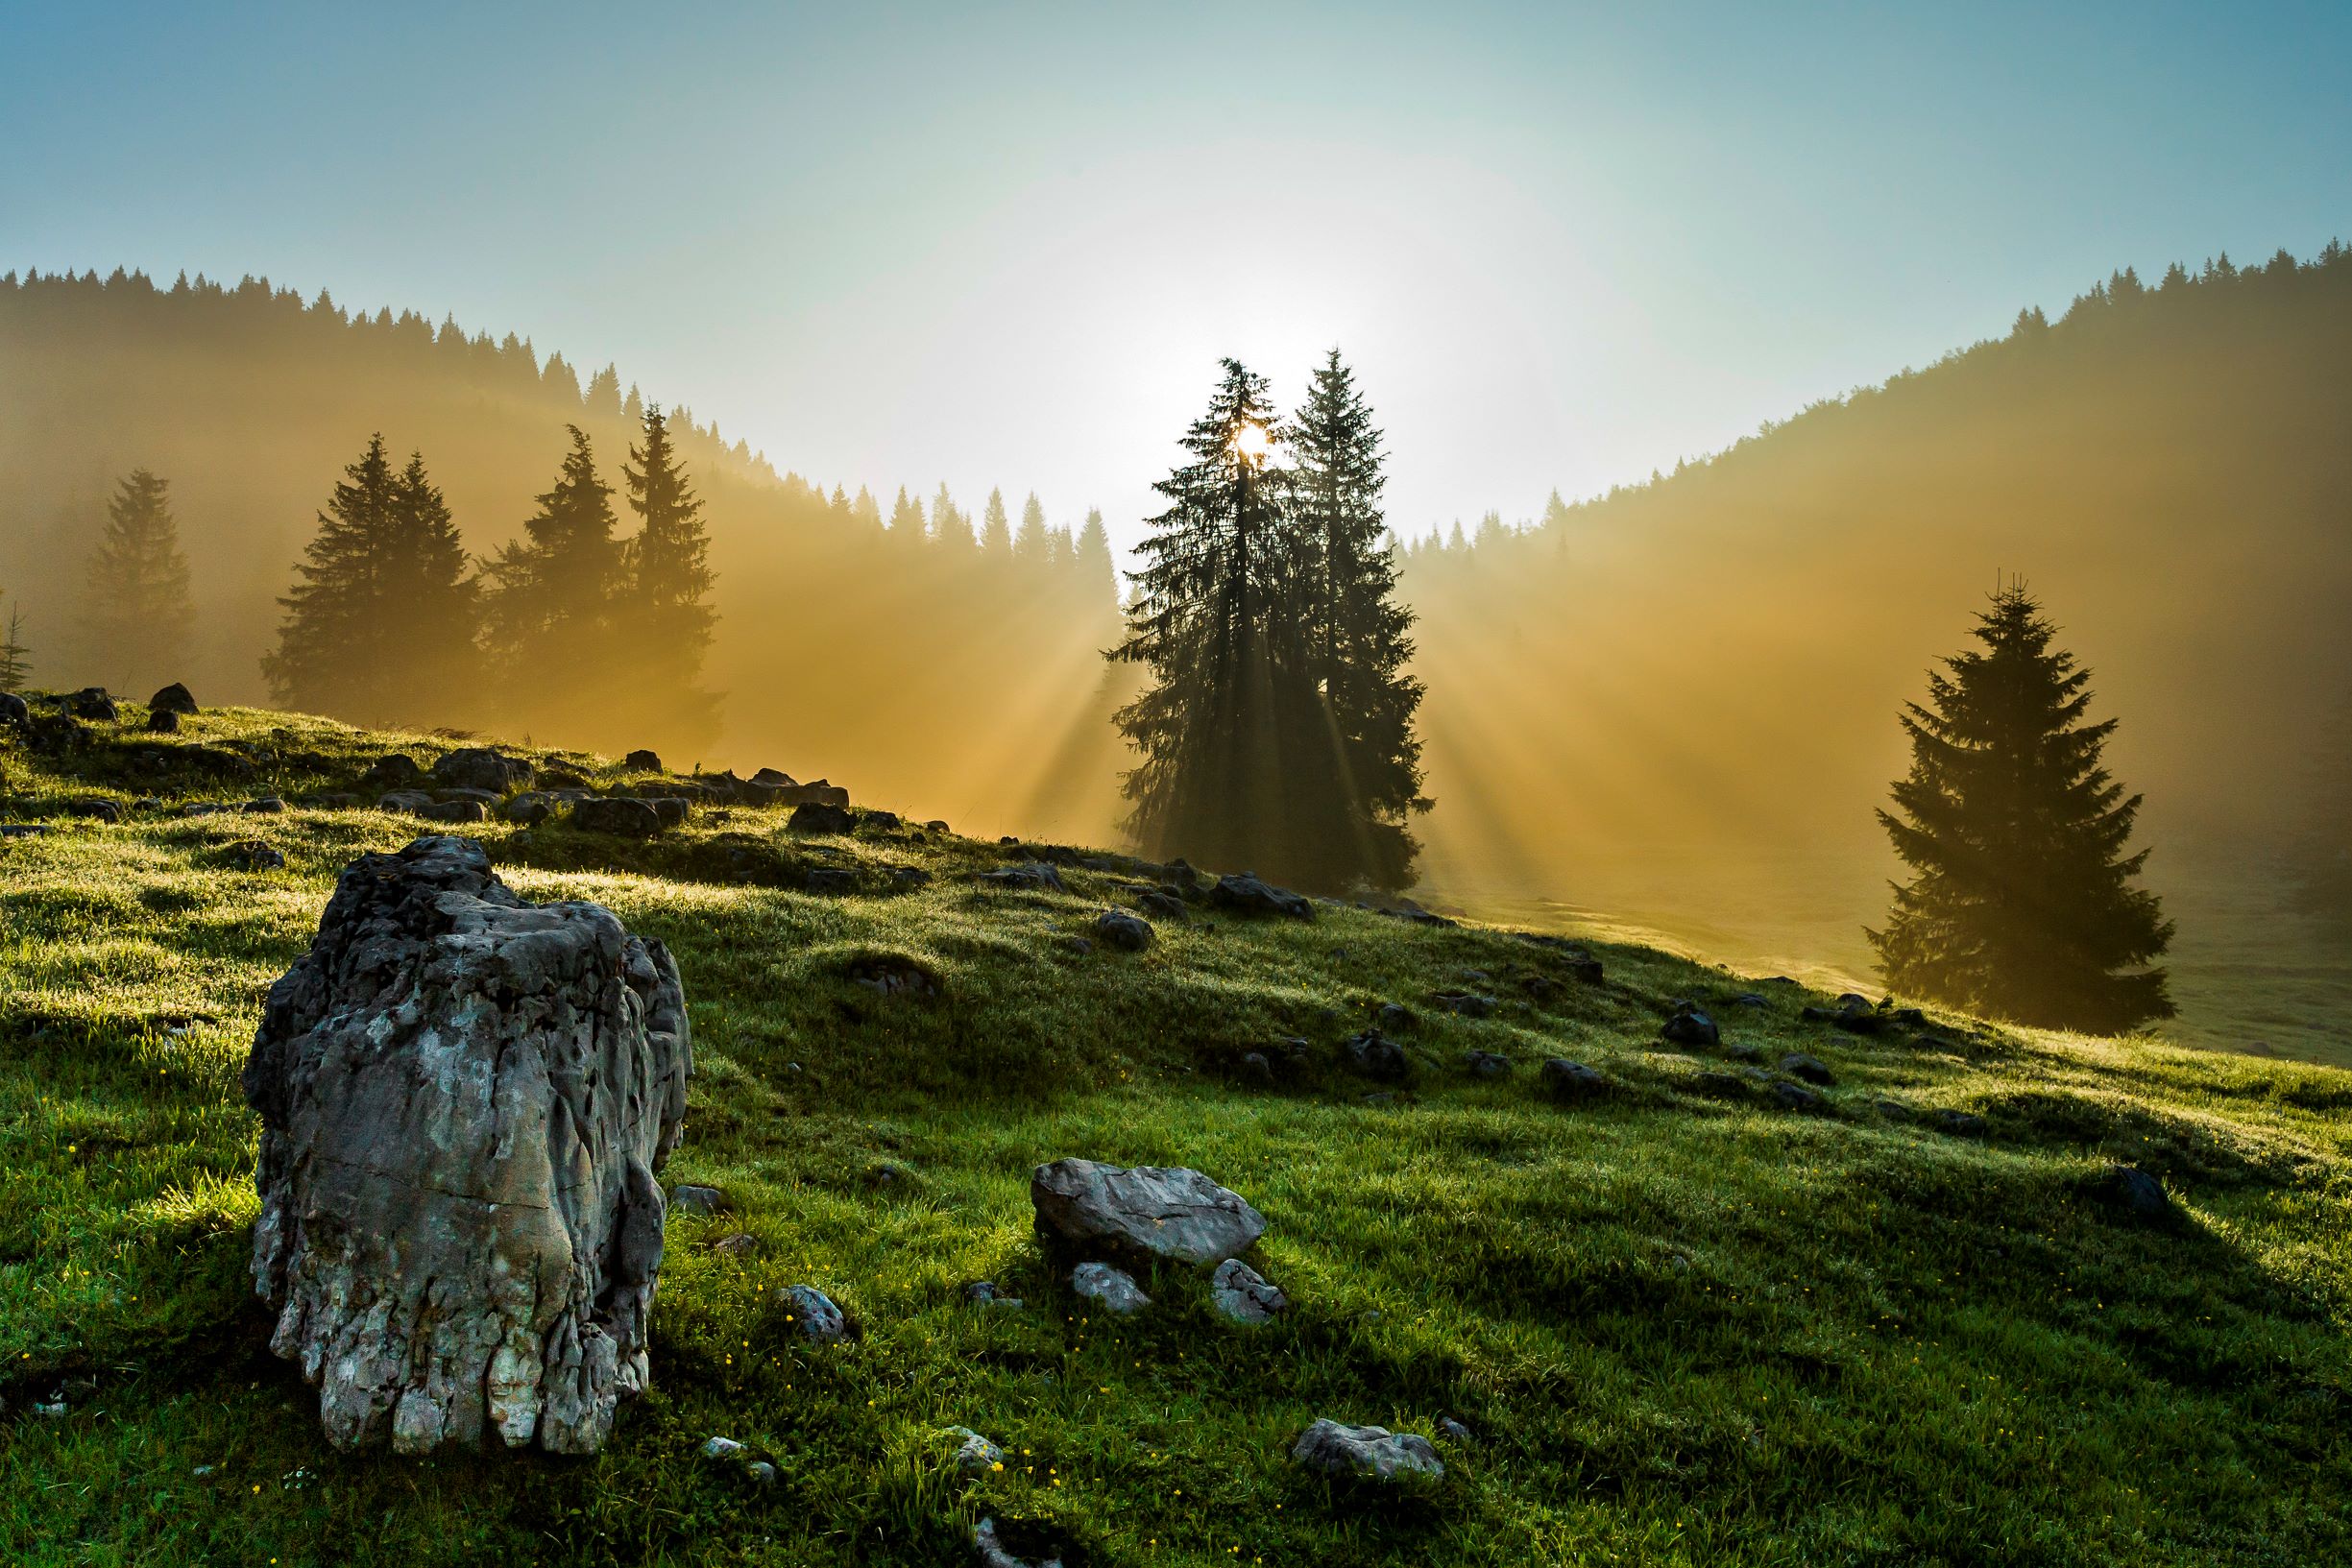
<box><xmin>242</xmin><ymin>835</ymin><xmax>692</xmax><ymax>1455</ymax></box>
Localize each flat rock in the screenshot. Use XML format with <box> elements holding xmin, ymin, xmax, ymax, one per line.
<box><xmin>1031</xmin><ymin>1158</ymin><xmax>1265</xmax><ymax>1265</ymax></box>
<box><xmin>1210</xmin><ymin>1258</ymin><xmax>1289</xmax><ymax>1325</ymax></box>
<box><xmin>430</xmin><ymin>748</ymin><xmax>532</xmax><ymax>794</ymax></box>
<box><xmin>1291</xmin><ymin>1419</ymin><xmax>1443</xmax><ymax>1481</ymax></box>
<box><xmin>1093</xmin><ymin>908</ymin><xmax>1153</xmax><ymax>952</ymax></box>
<box><xmin>1661</xmin><ymin>1007</ymin><xmax>1720</xmax><ymax>1048</ymax></box>
<box><xmin>1540</xmin><ymin>1058</ymin><xmax>1608</xmax><ymax>1099</ymax></box>
<box><xmin>1070</xmin><ymin>1261</ymin><xmax>1151</xmax><ymax>1315</ymax></box>
<box><xmin>242</xmin><ymin>835</ymin><xmax>691</xmax><ymax>1455</ymax></box>
<box><xmin>1210</xmin><ymin>873</ymin><xmax>1315</xmax><ymax>920</ymax></box>
<box><xmin>978</xmin><ymin>860</ymin><xmax>1066</xmax><ymax>893</ymax></box>
<box><xmin>571</xmin><ymin>798</ymin><xmax>663</xmax><ymax>837</ymax></box>
<box><xmin>1780</xmin><ymin>1053</ymin><xmax>1835</xmax><ymax>1086</ymax></box>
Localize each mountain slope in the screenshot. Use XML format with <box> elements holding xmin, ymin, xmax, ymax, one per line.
<box><xmin>3</xmin><ymin>695</ymin><xmax>2347</xmax><ymax>1565</ymax></box>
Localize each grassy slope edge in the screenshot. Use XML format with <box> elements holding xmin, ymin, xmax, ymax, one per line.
<box><xmin>1</xmin><ymin>701</ymin><xmax>2346</xmax><ymax>1567</ymax></box>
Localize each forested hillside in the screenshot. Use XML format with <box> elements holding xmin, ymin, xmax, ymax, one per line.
<box><xmin>1398</xmin><ymin>245</ymin><xmax>2352</xmax><ymax>1032</ymax></box>
<box><xmin>0</xmin><ymin>270</ymin><xmax>1128</xmax><ymax>838</ymax></box>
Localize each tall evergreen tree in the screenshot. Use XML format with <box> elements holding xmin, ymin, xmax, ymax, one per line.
<box><xmin>1283</xmin><ymin>349</ymin><xmax>1428</xmax><ymax>889</ymax></box>
<box><xmin>618</xmin><ymin>404</ymin><xmax>719</xmax><ymax>750</ymax></box>
<box><xmin>1014</xmin><ymin>493</ymin><xmax>1050</xmax><ymax>561</ymax></box>
<box><xmin>85</xmin><ymin>468</ymin><xmax>195</xmax><ymax>690</ymax></box>
<box><xmin>262</xmin><ymin>435</ymin><xmax>478</xmax><ymax>725</ymax></box>
<box><xmin>1110</xmin><ymin>359</ymin><xmax>1302</xmax><ymax>873</ymax></box>
<box><xmin>1869</xmin><ymin>584</ymin><xmax>2173</xmax><ymax>1032</ymax></box>
<box><xmin>980</xmin><ymin>488</ymin><xmax>1013</xmax><ymax>556</ymax></box>
<box><xmin>1075</xmin><ymin>507</ymin><xmax>1118</xmax><ymax>606</ymax></box>
<box><xmin>931</xmin><ymin>483</ymin><xmax>976</xmax><ymax>552</ymax></box>
<box><xmin>480</xmin><ymin>424</ymin><xmax>622</xmax><ymax>732</ymax></box>
<box><xmin>887</xmin><ymin>485</ymin><xmax>927</xmax><ymax>545</ymax></box>
<box><xmin>0</xmin><ymin>590</ymin><xmax>31</xmax><ymax>692</ymax></box>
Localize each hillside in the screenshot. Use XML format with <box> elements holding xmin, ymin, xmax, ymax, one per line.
<box><xmin>1400</xmin><ymin>245</ymin><xmax>2352</xmax><ymax>1062</ymax></box>
<box><xmin>4</xmin><ymin>692</ymin><xmax>2347</xmax><ymax>1565</ymax></box>
<box><xmin>0</xmin><ymin>269</ymin><xmax>1128</xmax><ymax>842</ymax></box>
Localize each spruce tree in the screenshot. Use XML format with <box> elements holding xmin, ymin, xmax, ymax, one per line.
<box><xmin>263</xmin><ymin>435</ymin><xmax>478</xmax><ymax>725</ymax></box>
<box><xmin>85</xmin><ymin>468</ymin><xmax>195</xmax><ymax>691</ymax></box>
<box><xmin>1869</xmin><ymin>585</ymin><xmax>2174</xmax><ymax>1032</ymax></box>
<box><xmin>0</xmin><ymin>591</ymin><xmax>31</xmax><ymax>692</ymax></box>
<box><xmin>1283</xmin><ymin>349</ymin><xmax>1428</xmax><ymax>889</ymax></box>
<box><xmin>1014</xmin><ymin>493</ymin><xmax>1050</xmax><ymax>562</ymax></box>
<box><xmin>1075</xmin><ymin>507</ymin><xmax>1118</xmax><ymax>606</ymax></box>
<box><xmin>980</xmin><ymin>488</ymin><xmax>1013</xmax><ymax>556</ymax></box>
<box><xmin>930</xmin><ymin>483</ymin><xmax>976</xmax><ymax>552</ymax></box>
<box><xmin>480</xmin><ymin>424</ymin><xmax>621</xmax><ymax>733</ymax></box>
<box><xmin>887</xmin><ymin>485</ymin><xmax>927</xmax><ymax>546</ymax></box>
<box><xmin>1110</xmin><ymin>358</ymin><xmax>1301</xmax><ymax>872</ymax></box>
<box><xmin>618</xmin><ymin>404</ymin><xmax>719</xmax><ymax>750</ymax></box>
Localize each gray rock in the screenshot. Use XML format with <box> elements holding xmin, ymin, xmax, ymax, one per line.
<box><xmin>419</xmin><ymin>798</ymin><xmax>488</xmax><ymax>825</ymax></box>
<box><xmin>1210</xmin><ymin>1258</ymin><xmax>1289</xmax><ymax>1325</ymax></box>
<box><xmin>1540</xmin><ymin>1058</ymin><xmax>1608</xmax><ymax>1099</ymax></box>
<box><xmin>504</xmin><ymin>792</ymin><xmax>556</xmax><ymax>825</ymax></box>
<box><xmin>708</xmin><ymin>1233</ymin><xmax>758</xmax><ymax>1258</ymax></box>
<box><xmin>242</xmin><ymin>796</ymin><xmax>287</xmax><ymax>814</ymax></box>
<box><xmin>973</xmin><ymin>1518</ymin><xmax>1066</xmax><ymax>1568</ymax></box>
<box><xmin>1438</xmin><ymin>1415</ymin><xmax>1475</xmax><ymax>1444</ymax></box>
<box><xmin>978</xmin><ymin>861</ymin><xmax>1067</xmax><ymax>893</ymax></box>
<box><xmin>1430</xmin><ymin>990</ymin><xmax>1496</xmax><ymax>1019</ymax></box>
<box><xmin>1780</xmin><ymin>1053</ymin><xmax>1835</xmax><ymax>1086</ymax></box>
<box><xmin>745</xmin><ymin>1459</ymin><xmax>777</xmax><ymax>1485</ymax></box>
<box><xmin>1136</xmin><ymin>889</ymin><xmax>1190</xmax><ymax>921</ymax></box>
<box><xmin>1462</xmin><ymin>1049</ymin><xmax>1513</xmax><ymax>1079</ymax></box>
<box><xmin>64</xmin><ymin>798</ymin><xmax>122</xmax><ymax>823</ymax></box>
<box><xmin>147</xmin><ymin>707</ymin><xmax>181</xmax><ymax>734</ymax></box>
<box><xmin>1374</xmin><ymin>1001</ymin><xmax>1417</xmax><ymax>1032</ymax></box>
<box><xmin>781</xmin><ymin>1284</ymin><xmax>850</xmax><ymax>1340</ymax></box>
<box><xmin>430</xmin><ymin>748</ymin><xmax>532</xmax><ymax>794</ymax></box>
<box><xmin>1093</xmin><ymin>908</ymin><xmax>1153</xmax><ymax>952</ymax></box>
<box><xmin>0</xmin><ymin>691</ymin><xmax>30</xmax><ymax>729</ymax></box>
<box><xmin>948</xmin><ymin>1426</ymin><xmax>1005</xmax><ymax>1476</ymax></box>
<box><xmin>65</xmin><ymin>687</ymin><xmax>118</xmax><ymax>721</ymax></box>
<box><xmin>963</xmin><ymin>1280</ymin><xmax>1023</xmax><ymax>1309</ymax></box>
<box><xmin>670</xmin><ymin>1184</ymin><xmax>725</xmax><ymax>1215</ymax></box>
<box><xmin>363</xmin><ymin>755</ymin><xmax>425</xmax><ymax>790</ymax></box>
<box><xmin>1661</xmin><ymin>1007</ymin><xmax>1720</xmax><ymax>1048</ymax></box>
<box><xmin>701</xmin><ymin>1435</ymin><xmax>746</xmax><ymax>1461</ymax></box>
<box><xmin>1770</xmin><ymin>1080</ymin><xmax>1827</xmax><ymax>1112</ymax></box>
<box><xmin>225</xmin><ymin>839</ymin><xmax>286</xmax><ymax>872</ymax></box>
<box><xmin>1291</xmin><ymin>1419</ymin><xmax>1444</xmax><ymax>1481</ymax></box>
<box><xmin>1343</xmin><ymin>1029</ymin><xmax>1411</xmax><ymax>1080</ymax></box>
<box><xmin>571</xmin><ymin>798</ymin><xmax>662</xmax><ymax>837</ymax></box>
<box><xmin>1209</xmin><ymin>873</ymin><xmax>1316</xmax><ymax>921</ymax></box>
<box><xmin>1070</xmin><ymin>1261</ymin><xmax>1151</xmax><ymax>1315</ymax></box>
<box><xmin>242</xmin><ymin>835</ymin><xmax>691</xmax><ymax>1455</ymax></box>
<box><xmin>1031</xmin><ymin>1159</ymin><xmax>1266</xmax><ymax>1265</ymax></box>
<box><xmin>1238</xmin><ymin>1050</ymin><xmax>1274</xmax><ymax>1084</ymax></box>
<box><xmin>1930</xmin><ymin>1108</ymin><xmax>1987</xmax><ymax>1137</ymax></box>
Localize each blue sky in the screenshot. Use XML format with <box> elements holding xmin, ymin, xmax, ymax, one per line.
<box><xmin>5</xmin><ymin>1</ymin><xmax>2346</xmax><ymax>551</ymax></box>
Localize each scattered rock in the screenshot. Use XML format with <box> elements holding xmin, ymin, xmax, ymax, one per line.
<box><xmin>1342</xmin><ymin>1029</ymin><xmax>1411</xmax><ymax>1080</ymax></box>
<box><xmin>788</xmin><ymin>801</ymin><xmax>856</xmax><ymax>834</ymax></box>
<box><xmin>147</xmin><ymin>707</ymin><xmax>182</xmax><ymax>734</ymax></box>
<box><xmin>973</xmin><ymin>1517</ymin><xmax>1068</xmax><ymax>1568</ymax></box>
<box><xmin>1873</xmin><ymin>1098</ymin><xmax>1913</xmax><ymax>1120</ymax></box>
<box><xmin>708</xmin><ymin>1233</ymin><xmax>759</xmax><ymax>1259</ymax></box>
<box><xmin>1031</xmin><ymin>1158</ymin><xmax>1266</xmax><ymax>1265</ymax></box>
<box><xmin>430</xmin><ymin>748</ymin><xmax>532</xmax><ymax>794</ymax></box>
<box><xmin>670</xmin><ymin>1184</ymin><xmax>725</xmax><ymax>1216</ymax></box>
<box><xmin>242</xmin><ymin>835</ymin><xmax>691</xmax><ymax>1455</ymax></box>
<box><xmin>242</xmin><ymin>796</ymin><xmax>286</xmax><ymax>814</ymax></box>
<box><xmin>0</xmin><ymin>691</ymin><xmax>30</xmax><ymax>729</ymax></box>
<box><xmin>963</xmin><ymin>1281</ymin><xmax>1023</xmax><ymax>1310</ymax></box>
<box><xmin>1070</xmin><ymin>1261</ymin><xmax>1151</xmax><ymax>1315</ymax></box>
<box><xmin>1462</xmin><ymin>1049</ymin><xmax>1513</xmax><ymax>1079</ymax></box>
<box><xmin>419</xmin><ymin>798</ymin><xmax>488</xmax><ymax>825</ymax></box>
<box><xmin>888</xmin><ymin>865</ymin><xmax>933</xmax><ymax>890</ymax></box>
<box><xmin>1780</xmin><ymin>1053</ymin><xmax>1835</xmax><ymax>1086</ymax></box>
<box><xmin>1</xmin><ymin>824</ymin><xmax>50</xmax><ymax>838</ymax></box>
<box><xmin>845</xmin><ymin>953</ymin><xmax>942</xmax><ymax>999</ymax></box>
<box><xmin>2091</xmin><ymin>1163</ymin><xmax>2172</xmax><ymax>1219</ymax></box>
<box><xmin>1058</xmin><ymin>935</ymin><xmax>1094</xmax><ymax>957</ymax></box>
<box><xmin>504</xmin><ymin>792</ymin><xmax>556</xmax><ymax>825</ymax></box>
<box><xmin>701</xmin><ymin>1435</ymin><xmax>746</xmax><ymax>1462</ymax></box>
<box><xmin>225</xmin><ymin>839</ymin><xmax>286</xmax><ymax>872</ymax></box>
<box><xmin>1291</xmin><ymin>1419</ymin><xmax>1444</xmax><ymax>1481</ymax></box>
<box><xmin>925</xmin><ymin>819</ymin><xmax>950</xmax><ymax>832</ymax></box>
<box><xmin>149</xmin><ymin>682</ymin><xmax>199</xmax><ymax>715</ymax></box>
<box><xmin>805</xmin><ymin>867</ymin><xmax>859</xmax><ymax>895</ymax></box>
<box><xmin>1770</xmin><ymin>1080</ymin><xmax>1828</xmax><ymax>1112</ymax></box>
<box><xmin>63</xmin><ymin>798</ymin><xmax>122</xmax><ymax>823</ymax></box>
<box><xmin>1724</xmin><ymin>1042</ymin><xmax>1763</xmax><ymax>1062</ymax></box>
<box><xmin>571</xmin><ymin>798</ymin><xmax>663</xmax><ymax>837</ymax></box>
<box><xmin>1437</xmin><ymin>1415</ymin><xmax>1475</xmax><ymax>1444</ymax></box>
<box><xmin>1136</xmin><ymin>888</ymin><xmax>1190</xmax><ymax>921</ymax></box>
<box><xmin>623</xmin><ymin>749</ymin><xmax>663</xmax><ymax>771</ymax></box>
<box><xmin>949</xmin><ymin>1426</ymin><xmax>1005</xmax><ymax>1477</ymax></box>
<box><xmin>1731</xmin><ymin>992</ymin><xmax>1770</xmax><ymax>1009</ymax></box>
<box><xmin>1540</xmin><ymin>1058</ymin><xmax>1608</xmax><ymax>1099</ymax></box>
<box><xmin>780</xmin><ymin>1284</ymin><xmax>850</xmax><ymax>1341</ymax></box>
<box><xmin>1429</xmin><ymin>990</ymin><xmax>1496</xmax><ymax>1019</ymax></box>
<box><xmin>1210</xmin><ymin>1258</ymin><xmax>1289</xmax><ymax>1324</ymax></box>
<box><xmin>1930</xmin><ymin>1108</ymin><xmax>1987</xmax><ymax>1138</ymax></box>
<box><xmin>1661</xmin><ymin>1006</ymin><xmax>1720</xmax><ymax>1048</ymax></box>
<box><xmin>363</xmin><ymin>755</ymin><xmax>425</xmax><ymax>790</ymax></box>
<box><xmin>1093</xmin><ymin>908</ymin><xmax>1153</xmax><ymax>952</ymax></box>
<box><xmin>977</xmin><ymin>861</ymin><xmax>1067</xmax><ymax>893</ymax></box>
<box><xmin>1690</xmin><ymin>1071</ymin><xmax>1749</xmax><ymax>1098</ymax></box>
<box><xmin>745</xmin><ymin>1459</ymin><xmax>778</xmax><ymax>1485</ymax></box>
<box><xmin>1209</xmin><ymin>873</ymin><xmax>1315</xmax><ymax>921</ymax></box>
<box><xmin>1238</xmin><ymin>1050</ymin><xmax>1275</xmax><ymax>1084</ymax></box>
<box><xmin>65</xmin><ymin>687</ymin><xmax>118</xmax><ymax>721</ymax></box>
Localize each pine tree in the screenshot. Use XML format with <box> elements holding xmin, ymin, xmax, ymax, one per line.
<box><xmin>263</xmin><ymin>435</ymin><xmax>478</xmax><ymax>724</ymax></box>
<box><xmin>930</xmin><ymin>483</ymin><xmax>976</xmax><ymax>552</ymax></box>
<box><xmin>1869</xmin><ymin>584</ymin><xmax>2174</xmax><ymax>1032</ymax></box>
<box><xmin>1283</xmin><ymin>349</ymin><xmax>1428</xmax><ymax>889</ymax></box>
<box><xmin>1110</xmin><ymin>359</ymin><xmax>1303</xmax><ymax>872</ymax></box>
<box><xmin>480</xmin><ymin>424</ymin><xmax>621</xmax><ymax>731</ymax></box>
<box><xmin>1075</xmin><ymin>507</ymin><xmax>1118</xmax><ymax>605</ymax></box>
<box><xmin>0</xmin><ymin>591</ymin><xmax>31</xmax><ymax>692</ymax></box>
<box><xmin>618</xmin><ymin>403</ymin><xmax>719</xmax><ymax>749</ymax></box>
<box><xmin>1014</xmin><ymin>493</ymin><xmax>1050</xmax><ymax>561</ymax></box>
<box><xmin>980</xmin><ymin>488</ymin><xmax>1013</xmax><ymax>556</ymax></box>
<box><xmin>887</xmin><ymin>486</ymin><xmax>927</xmax><ymax>546</ymax></box>
<box><xmin>85</xmin><ymin>468</ymin><xmax>196</xmax><ymax>691</ymax></box>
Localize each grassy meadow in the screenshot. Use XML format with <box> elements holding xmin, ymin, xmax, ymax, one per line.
<box><xmin>2</xmin><ymin>701</ymin><xmax>2348</xmax><ymax>1566</ymax></box>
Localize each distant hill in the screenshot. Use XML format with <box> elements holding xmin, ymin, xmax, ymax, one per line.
<box><xmin>0</xmin><ymin>269</ymin><xmax>1128</xmax><ymax>839</ymax></box>
<box><xmin>1397</xmin><ymin>244</ymin><xmax>2352</xmax><ymax>1050</ymax></box>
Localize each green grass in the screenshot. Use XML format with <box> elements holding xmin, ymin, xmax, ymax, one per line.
<box><xmin>2</xmin><ymin>700</ymin><xmax>2348</xmax><ymax>1566</ymax></box>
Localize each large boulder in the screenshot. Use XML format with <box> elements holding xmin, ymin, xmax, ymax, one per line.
<box><xmin>430</xmin><ymin>747</ymin><xmax>533</xmax><ymax>794</ymax></box>
<box><xmin>571</xmin><ymin>797</ymin><xmax>664</xmax><ymax>837</ymax></box>
<box><xmin>148</xmin><ymin>682</ymin><xmax>199</xmax><ymax>715</ymax></box>
<box><xmin>242</xmin><ymin>835</ymin><xmax>692</xmax><ymax>1455</ymax></box>
<box><xmin>0</xmin><ymin>690</ymin><xmax>29</xmax><ymax>729</ymax></box>
<box><xmin>1291</xmin><ymin>1419</ymin><xmax>1444</xmax><ymax>1481</ymax></box>
<box><xmin>1209</xmin><ymin>873</ymin><xmax>1316</xmax><ymax>921</ymax></box>
<box><xmin>1030</xmin><ymin>1158</ymin><xmax>1265</xmax><ymax>1266</ymax></box>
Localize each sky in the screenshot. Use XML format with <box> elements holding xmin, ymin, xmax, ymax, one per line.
<box><xmin>5</xmin><ymin>1</ymin><xmax>2348</xmax><ymax>556</ymax></box>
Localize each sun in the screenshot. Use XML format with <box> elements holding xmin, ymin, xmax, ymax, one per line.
<box><xmin>1231</xmin><ymin>422</ymin><xmax>1271</xmax><ymax>460</ymax></box>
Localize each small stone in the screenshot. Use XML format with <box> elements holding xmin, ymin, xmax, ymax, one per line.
<box><xmin>1238</xmin><ymin>1050</ymin><xmax>1274</xmax><ymax>1084</ymax></box>
<box><xmin>242</xmin><ymin>796</ymin><xmax>286</xmax><ymax>814</ymax></box>
<box><xmin>1732</xmin><ymin>992</ymin><xmax>1770</xmax><ymax>1009</ymax></box>
<box><xmin>1930</xmin><ymin>1108</ymin><xmax>1987</xmax><ymax>1138</ymax></box>
<box><xmin>963</xmin><ymin>1280</ymin><xmax>1023</xmax><ymax>1310</ymax></box>
<box><xmin>1780</xmin><ymin>1053</ymin><xmax>1835</xmax><ymax>1086</ymax></box>
<box><xmin>1375</xmin><ymin>1001</ymin><xmax>1417</xmax><ymax>1032</ymax></box>
<box><xmin>700</xmin><ymin>1435</ymin><xmax>746</xmax><ymax>1461</ymax></box>
<box><xmin>224</xmin><ymin>839</ymin><xmax>286</xmax><ymax>872</ymax></box>
<box><xmin>1540</xmin><ymin>1058</ymin><xmax>1607</xmax><ymax>1099</ymax></box>
<box><xmin>1437</xmin><ymin>1415</ymin><xmax>1475</xmax><ymax>1444</ymax></box>
<box><xmin>1343</xmin><ymin>1029</ymin><xmax>1411</xmax><ymax>1080</ymax></box>
<box><xmin>1429</xmin><ymin>990</ymin><xmax>1496</xmax><ymax>1019</ymax></box>
<box><xmin>745</xmin><ymin>1460</ymin><xmax>778</xmax><ymax>1485</ymax></box>
<box><xmin>1093</xmin><ymin>908</ymin><xmax>1153</xmax><ymax>952</ymax></box>
<box><xmin>147</xmin><ymin>707</ymin><xmax>182</xmax><ymax>734</ymax></box>
<box><xmin>1210</xmin><ymin>1258</ymin><xmax>1289</xmax><ymax>1325</ymax></box>
<box><xmin>670</xmin><ymin>1184</ymin><xmax>725</xmax><ymax>1216</ymax></box>
<box><xmin>782</xmin><ymin>1284</ymin><xmax>850</xmax><ymax>1340</ymax></box>
<box><xmin>1290</xmin><ymin>1419</ymin><xmax>1443</xmax><ymax>1481</ymax></box>
<box><xmin>1462</xmin><ymin>1049</ymin><xmax>1513</xmax><ymax>1079</ymax></box>
<box><xmin>925</xmin><ymin>819</ymin><xmax>950</xmax><ymax>832</ymax></box>
<box><xmin>948</xmin><ymin>1426</ymin><xmax>1005</xmax><ymax>1476</ymax></box>
<box><xmin>1770</xmin><ymin>1080</ymin><xmax>1827</xmax><ymax>1112</ymax></box>
<box><xmin>1691</xmin><ymin>1071</ymin><xmax>1749</xmax><ymax>1098</ymax></box>
<box><xmin>2092</xmin><ymin>1164</ymin><xmax>2172</xmax><ymax>1219</ymax></box>
<box><xmin>1070</xmin><ymin>1261</ymin><xmax>1150</xmax><ymax>1315</ymax></box>
<box><xmin>709</xmin><ymin>1233</ymin><xmax>759</xmax><ymax>1258</ymax></box>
